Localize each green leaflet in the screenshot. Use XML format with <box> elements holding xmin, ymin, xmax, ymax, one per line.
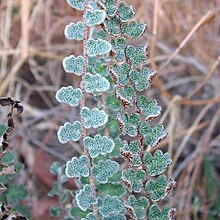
<box><xmin>84</xmin><ymin>73</ymin><xmax>110</xmax><ymax>93</ymax></box>
<box><xmin>110</xmin><ymin>38</ymin><xmax>126</xmax><ymax>61</ymax></box>
<box><xmin>55</xmin><ymin>86</ymin><xmax>82</xmax><ymax>107</ymax></box>
<box><xmin>143</xmin><ymin>150</ymin><xmax>172</xmax><ymax>176</ymax></box>
<box><xmin>97</xmin><ymin>183</ymin><xmax>126</xmax><ymax>197</ymax></box>
<box><xmin>64</xmin><ymin>22</ymin><xmax>85</xmax><ymax>40</ymax></box>
<box><xmin>69</xmin><ymin>207</ymin><xmax>89</xmax><ymax>218</ymax></box>
<box><xmin>59</xmin><ymin>192</ymin><xmax>68</xmax><ymax>204</ymax></box>
<box><xmin>63</xmin><ymin>55</ymin><xmax>85</xmax><ymax>76</ymax></box>
<box><xmin>86</xmin><ymin>9</ymin><xmax>106</xmax><ymax>26</ymax></box>
<box><xmin>106</xmin><ymin>94</ymin><xmax>121</xmax><ymax>112</ymax></box>
<box><xmin>108</xmin><ymin>170</ymin><xmax>122</xmax><ymax>184</ymax></box>
<box><xmin>121</xmin><ymin>168</ymin><xmax>146</xmax><ymax>193</ymax></box>
<box><xmin>129</xmin><ymin>67</ymin><xmax>157</xmax><ymax>92</ymax></box>
<box><xmin>99</xmin><ymin>195</ymin><xmax>125</xmax><ymax>217</ymax></box>
<box><xmin>100</xmin><ymin>0</ymin><xmax>117</xmax><ymax>17</ymax></box>
<box><xmin>145</xmin><ymin>175</ymin><xmax>176</xmax><ymax>201</ymax></box>
<box><xmin>81</xmin><ymin>107</ymin><xmax>108</xmax><ymax>128</ymax></box>
<box><xmin>83</xmin><ymin>134</ymin><xmax>115</xmax><ymax>158</ymax></box>
<box><xmin>109</xmin><ymin>137</ymin><xmax>123</xmax><ymax>158</ymax></box>
<box><xmin>66</xmin><ymin>0</ymin><xmax>86</xmax><ymax>10</ymax></box>
<box><xmin>123</xmin><ymin>140</ymin><xmax>140</xmax><ymax>154</ymax></box>
<box><xmin>148</xmin><ymin>205</ymin><xmax>176</xmax><ymax>220</ymax></box>
<box><xmin>1</xmin><ymin>150</ymin><xmax>16</xmax><ymax>164</ymax></box>
<box><xmin>137</xmin><ymin>96</ymin><xmax>161</xmax><ymax>121</ymax></box>
<box><xmin>122</xmin><ymin>21</ymin><xmax>146</xmax><ymax>39</ymax></box>
<box><xmin>49</xmin><ymin>161</ymin><xmax>60</xmax><ymax>175</ymax></box>
<box><xmin>48</xmin><ymin>181</ymin><xmax>61</xmax><ymax>197</ymax></box>
<box><xmin>104</xmin><ymin>16</ymin><xmax>121</xmax><ymax>37</ymax></box>
<box><xmin>106</xmin><ymin>117</ymin><xmax>120</xmax><ymax>139</ymax></box>
<box><xmin>93</xmin><ymin>59</ymin><xmax>108</xmax><ymax>76</ymax></box>
<box><xmin>76</xmin><ymin>184</ymin><xmax>98</xmax><ymax>211</ymax></box>
<box><xmin>126</xmin><ymin>45</ymin><xmax>148</xmax><ymax>68</ymax></box>
<box><xmin>125</xmin><ymin>195</ymin><xmax>149</xmax><ymax>219</ymax></box>
<box><xmin>6</xmin><ymin>184</ymin><xmax>28</xmax><ymax>204</ymax></box>
<box><xmin>88</xmin><ymin>1</ymin><xmax>99</xmax><ymax>10</ymax></box>
<box><xmin>115</xmin><ymin>85</ymin><xmax>136</xmax><ymax>109</ymax></box>
<box><xmin>118</xmin><ymin>2</ymin><xmax>135</xmax><ymax>22</ymax></box>
<box><xmin>50</xmin><ymin>206</ymin><xmax>62</xmax><ymax>217</ymax></box>
<box><xmin>97</xmin><ymin>29</ymin><xmax>108</xmax><ymax>39</ymax></box>
<box><xmin>65</xmin><ymin>155</ymin><xmax>89</xmax><ymax>178</ymax></box>
<box><xmin>121</xmin><ymin>140</ymin><xmax>142</xmax><ymax>167</ymax></box>
<box><xmin>57</xmin><ymin>121</ymin><xmax>82</xmax><ymax>144</ymax></box>
<box><xmin>90</xmin><ymin>28</ymin><xmax>108</xmax><ymax>40</ymax></box>
<box><xmin>82</xmin><ymin>213</ymin><xmax>96</xmax><ymax>220</ymax></box>
<box><xmin>14</xmin><ymin>205</ymin><xmax>30</xmax><ymax>219</ymax></box>
<box><xmin>116</xmin><ymin>113</ymin><xmax>140</xmax><ymax>137</ymax></box>
<box><xmin>109</xmin><ymin>63</ymin><xmax>130</xmax><ymax>86</ymax></box>
<box><xmin>86</xmin><ymin>38</ymin><xmax>111</xmax><ymax>57</ymax></box>
<box><xmin>91</xmin><ymin>159</ymin><xmax>119</xmax><ymax>183</ymax></box>
<box><xmin>139</xmin><ymin>122</ymin><xmax>167</xmax><ymax>148</ymax></box>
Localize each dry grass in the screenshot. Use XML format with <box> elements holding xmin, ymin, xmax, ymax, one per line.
<box><xmin>0</xmin><ymin>0</ymin><xmax>220</xmax><ymax>219</ymax></box>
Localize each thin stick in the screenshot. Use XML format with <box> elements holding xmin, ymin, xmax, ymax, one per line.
<box><xmin>158</xmin><ymin>10</ymin><xmax>216</xmax><ymax>73</ymax></box>
<box><xmin>167</xmin><ymin>102</ymin><xmax>179</xmax><ymax>178</ymax></box>
<box><xmin>188</xmin><ymin>56</ymin><xmax>220</xmax><ymax>98</ymax></box>
<box><xmin>151</xmin><ymin>0</ymin><xmax>159</xmax><ymax>70</ymax></box>
<box><xmin>171</xmin><ymin>103</ymin><xmax>212</xmax><ymax>168</ymax></box>
<box><xmin>0</xmin><ymin>57</ymin><xmax>26</xmax><ymax>96</ymax></box>
<box><xmin>152</xmin><ymin>10</ymin><xmax>217</xmax><ymax>100</ymax></box>
<box><xmin>150</xmin><ymin>0</ymin><xmax>172</xmax><ymax>99</ymax></box>
<box><xmin>159</xmin><ymin>95</ymin><xmax>181</xmax><ymax>124</ymax></box>
<box><xmin>184</xmin><ymin>107</ymin><xmax>220</xmax><ymax>219</ymax></box>
<box><xmin>160</xmin><ymin>121</ymin><xmax>210</xmax><ymax>147</ymax></box>
<box><xmin>0</xmin><ymin>0</ymin><xmax>12</xmax><ymax>79</ymax></box>
<box><xmin>21</xmin><ymin>0</ymin><xmax>30</xmax><ymax>58</ymax></box>
<box><xmin>178</xmin><ymin>96</ymin><xmax>220</xmax><ymax>106</ymax></box>
<box><xmin>0</xmin><ymin>0</ymin><xmax>30</xmax><ymax>96</ymax></box>
<box><xmin>0</xmin><ymin>49</ymin><xmax>20</xmax><ymax>56</ymax></box>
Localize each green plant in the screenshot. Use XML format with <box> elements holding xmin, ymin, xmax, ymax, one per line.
<box><xmin>50</xmin><ymin>0</ymin><xmax>177</xmax><ymax>219</ymax></box>
<box><xmin>0</xmin><ymin>97</ymin><xmax>29</xmax><ymax>219</ymax></box>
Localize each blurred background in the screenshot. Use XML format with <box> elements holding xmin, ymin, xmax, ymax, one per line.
<box><xmin>0</xmin><ymin>0</ymin><xmax>219</xmax><ymax>219</ymax></box>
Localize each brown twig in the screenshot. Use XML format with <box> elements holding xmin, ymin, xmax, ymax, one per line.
<box><xmin>160</xmin><ymin>120</ymin><xmax>210</xmax><ymax>148</ymax></box>
<box><xmin>0</xmin><ymin>0</ymin><xmax>12</xmax><ymax>80</ymax></box>
<box><xmin>184</xmin><ymin>107</ymin><xmax>220</xmax><ymax>219</ymax></box>
<box><xmin>171</xmin><ymin>103</ymin><xmax>213</xmax><ymax>169</ymax></box>
<box><xmin>188</xmin><ymin>56</ymin><xmax>220</xmax><ymax>98</ymax></box>
<box><xmin>21</xmin><ymin>0</ymin><xmax>30</xmax><ymax>59</ymax></box>
<box><xmin>158</xmin><ymin>10</ymin><xmax>216</xmax><ymax>73</ymax></box>
<box><xmin>0</xmin><ymin>0</ymin><xmax>30</xmax><ymax>96</ymax></box>
<box><xmin>178</xmin><ymin>96</ymin><xmax>220</xmax><ymax>106</ymax></box>
<box><xmin>150</xmin><ymin>0</ymin><xmax>159</xmax><ymax>71</ymax></box>
<box><xmin>153</xmin><ymin>10</ymin><xmax>217</xmax><ymax>100</ymax></box>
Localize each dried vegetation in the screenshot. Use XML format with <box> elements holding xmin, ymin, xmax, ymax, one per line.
<box><xmin>0</xmin><ymin>0</ymin><xmax>219</xmax><ymax>219</ymax></box>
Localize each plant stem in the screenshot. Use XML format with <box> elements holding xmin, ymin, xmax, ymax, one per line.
<box><xmin>80</xmin><ymin>2</ymin><xmax>98</xmax><ymax>218</ymax></box>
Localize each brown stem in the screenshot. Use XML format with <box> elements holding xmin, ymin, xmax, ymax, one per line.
<box><xmin>80</xmin><ymin>2</ymin><xmax>98</xmax><ymax>218</ymax></box>
<box><xmin>151</xmin><ymin>0</ymin><xmax>159</xmax><ymax>71</ymax></box>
